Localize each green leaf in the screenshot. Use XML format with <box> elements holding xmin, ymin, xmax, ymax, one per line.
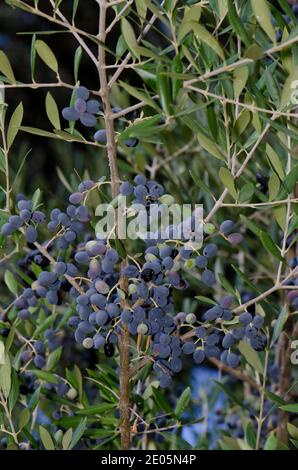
<box><xmin>251</xmin><ymin>0</ymin><xmax>276</xmax><ymax>43</ymax></box>
<box><xmin>227</xmin><ymin>0</ymin><xmax>250</xmax><ymax>47</ymax></box>
<box><xmin>5</xmin><ymin>324</ymin><xmax>15</xmax><ymax>353</ymax></box>
<box><xmin>288</xmin><ymin>423</ymin><xmax>298</xmax><ymax>439</ymax></box>
<box><xmin>30</xmin><ymin>34</ymin><xmax>36</xmax><ymax>81</ymax></box>
<box><xmin>269</xmin><ymin>173</ymin><xmax>280</xmax><ymax>200</ymax></box>
<box><xmin>264</xmin><ymin>433</ymin><xmax>278</xmax><ymax>450</ymax></box>
<box><xmin>177</xmin><ymin>4</ymin><xmax>201</xmax><ymax>42</ymax></box>
<box><xmin>20</xmin><ymin>126</ymin><xmax>60</xmax><ymax>139</ymax></box>
<box><xmin>45</xmin><ymin>92</ymin><xmax>61</xmax><ymax>129</ymax></box>
<box><xmin>62</xmin><ymin>428</ymin><xmax>73</xmax><ymax>450</ymax></box>
<box><xmin>157</xmin><ymin>65</ymin><xmax>171</xmax><ymax>116</ymax></box>
<box><xmin>238</xmin><ymin>340</ymin><xmax>264</xmax><ymax>375</ymax></box>
<box><xmin>7</xmin><ymin>102</ymin><xmax>23</xmax><ymax>149</ymax></box>
<box><xmin>280</xmin><ymin>404</ymin><xmax>298</xmax><ymax>413</ymax></box>
<box><xmin>219</xmin><ymin>167</ymin><xmax>237</xmax><ymax>200</ymax></box>
<box><xmin>76</xmin><ymin>404</ymin><xmax>116</xmax><ymax>415</ymax></box>
<box><xmin>189</xmin><ymin>170</ymin><xmax>214</xmax><ymax>197</ymax></box>
<box><xmin>266</xmin><ymin>144</ymin><xmax>285</xmax><ymax>179</ymax></box>
<box><xmin>259</xmin><ymin>230</ymin><xmax>285</xmax><ymax>262</ymax></box>
<box><xmin>135</xmin><ymin>0</ymin><xmax>147</xmax><ymax>24</ymax></box>
<box><xmin>197</xmin><ymin>130</ymin><xmax>224</xmax><ymax>160</ymax></box>
<box><xmin>31</xmin><ymin>188</ymin><xmax>41</xmax><ymax>210</ymax></box>
<box><xmin>19</xmin><ymin>408</ymin><xmax>30</xmax><ymax>430</ymax></box>
<box><xmin>118</xmin><ymin>81</ymin><xmax>160</xmax><ymax>112</ymax></box>
<box><xmin>69</xmin><ymin>418</ymin><xmax>87</xmax><ymax>450</ymax></box>
<box><xmin>265</xmin><ymin>390</ymin><xmax>287</xmax><ymax>406</ymax></box>
<box><xmin>245</xmin><ymin>422</ymin><xmax>256</xmax><ymax>449</ymax></box>
<box><xmin>0</xmin><ymin>352</ymin><xmax>11</xmax><ymax>398</ymax></box>
<box><xmin>0</xmin><ymin>50</ymin><xmax>15</xmax><ymax>83</ymax></box>
<box><xmin>194</xmin><ymin>296</ymin><xmax>217</xmax><ymax>306</ymax></box>
<box><xmin>190</xmin><ymin>22</ymin><xmax>225</xmax><ymax>60</ymax></box>
<box><xmin>74</xmin><ymin>46</ymin><xmax>82</xmax><ymax>82</ymax></box>
<box><xmin>239</xmin><ymin>182</ymin><xmax>254</xmax><ymax>203</ymax></box>
<box><xmin>4</xmin><ymin>270</ymin><xmax>18</xmax><ymax>296</ymax></box>
<box><xmin>121</xmin><ymin>18</ymin><xmax>139</xmax><ymax>59</ymax></box>
<box><xmin>29</xmin><ymin>370</ymin><xmax>58</xmax><ymax>384</ymax></box>
<box><xmin>234</xmin><ymin>66</ymin><xmax>249</xmax><ymax>98</ymax></box>
<box><xmin>175</xmin><ymin>387</ymin><xmax>191</xmax><ymax>417</ymax></box>
<box><xmin>118</xmin><ymin>115</ymin><xmax>162</xmax><ymax>140</ymax></box>
<box><xmin>35</xmin><ymin>40</ymin><xmax>58</xmax><ymax>74</ymax></box>
<box><xmin>39</xmin><ymin>426</ymin><xmax>55</xmax><ymax>450</ymax></box>
<box><xmin>46</xmin><ymin>346</ymin><xmax>62</xmax><ymax>371</ymax></box>
<box><xmin>273</xmin><ymin>204</ymin><xmax>286</xmax><ymax>230</ymax></box>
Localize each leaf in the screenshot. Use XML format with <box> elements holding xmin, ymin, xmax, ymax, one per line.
<box><xmin>39</xmin><ymin>426</ymin><xmax>55</xmax><ymax>450</ymax></box>
<box><xmin>157</xmin><ymin>64</ymin><xmax>171</xmax><ymax>115</ymax></box>
<box><xmin>35</xmin><ymin>40</ymin><xmax>58</xmax><ymax>74</ymax></box>
<box><xmin>238</xmin><ymin>340</ymin><xmax>264</xmax><ymax>375</ymax></box>
<box><xmin>175</xmin><ymin>387</ymin><xmax>191</xmax><ymax>417</ymax></box>
<box><xmin>135</xmin><ymin>0</ymin><xmax>147</xmax><ymax>24</ymax></box>
<box><xmin>20</xmin><ymin>126</ymin><xmax>60</xmax><ymax>139</ymax></box>
<box><xmin>29</xmin><ymin>369</ymin><xmax>58</xmax><ymax>384</ymax></box>
<box><xmin>265</xmin><ymin>390</ymin><xmax>286</xmax><ymax>406</ymax></box>
<box><xmin>220</xmin><ymin>435</ymin><xmax>242</xmax><ymax>450</ymax></box>
<box><xmin>190</xmin><ymin>22</ymin><xmax>225</xmax><ymax>60</ymax></box>
<box><xmin>69</xmin><ymin>418</ymin><xmax>87</xmax><ymax>450</ymax></box>
<box><xmin>269</xmin><ymin>173</ymin><xmax>280</xmax><ymax>200</ymax></box>
<box><xmin>273</xmin><ymin>204</ymin><xmax>286</xmax><ymax>230</ymax></box>
<box><xmin>5</xmin><ymin>324</ymin><xmax>15</xmax><ymax>353</ymax></box>
<box><xmin>197</xmin><ymin>130</ymin><xmax>224</xmax><ymax>160</ymax></box>
<box><xmin>45</xmin><ymin>92</ymin><xmax>61</xmax><ymax>129</ymax></box>
<box><xmin>264</xmin><ymin>433</ymin><xmax>278</xmax><ymax>450</ymax></box>
<box><xmin>4</xmin><ymin>270</ymin><xmax>18</xmax><ymax>296</ymax></box>
<box><xmin>62</xmin><ymin>428</ymin><xmax>73</xmax><ymax>450</ymax></box>
<box><xmin>239</xmin><ymin>182</ymin><xmax>254</xmax><ymax>203</ymax></box>
<box><xmin>118</xmin><ymin>81</ymin><xmax>160</xmax><ymax>112</ymax></box>
<box><xmin>244</xmin><ymin>43</ymin><xmax>264</xmax><ymax>60</ymax></box>
<box><xmin>19</xmin><ymin>408</ymin><xmax>30</xmax><ymax>430</ymax></box>
<box><xmin>251</xmin><ymin>0</ymin><xmax>276</xmax><ymax>43</ymax></box>
<box><xmin>7</xmin><ymin>102</ymin><xmax>23</xmax><ymax>149</ymax></box>
<box><xmin>74</xmin><ymin>46</ymin><xmax>82</xmax><ymax>82</ymax></box>
<box><xmin>214</xmin><ymin>380</ymin><xmax>243</xmax><ymax>406</ymax></box>
<box><xmin>227</xmin><ymin>0</ymin><xmax>250</xmax><ymax>47</ymax></box>
<box><xmin>245</xmin><ymin>422</ymin><xmax>256</xmax><ymax>449</ymax></box>
<box><xmin>259</xmin><ymin>230</ymin><xmax>285</xmax><ymax>262</ymax></box>
<box><xmin>280</xmin><ymin>404</ymin><xmax>298</xmax><ymax>413</ymax></box>
<box><xmin>76</xmin><ymin>404</ymin><xmax>116</xmax><ymax>415</ymax></box>
<box><xmin>118</xmin><ymin>115</ymin><xmax>162</xmax><ymax>140</ymax></box>
<box><xmin>280</xmin><ymin>65</ymin><xmax>298</xmax><ymax>109</ymax></box>
<box><xmin>46</xmin><ymin>346</ymin><xmax>62</xmax><ymax>371</ymax></box>
<box><xmin>288</xmin><ymin>423</ymin><xmax>298</xmax><ymax>439</ymax></box>
<box><xmin>234</xmin><ymin>66</ymin><xmax>249</xmax><ymax>98</ymax></box>
<box><xmin>31</xmin><ymin>188</ymin><xmax>41</xmax><ymax>210</ymax></box>
<box><xmin>194</xmin><ymin>296</ymin><xmax>217</xmax><ymax>306</ymax></box>
<box><xmin>219</xmin><ymin>167</ymin><xmax>238</xmax><ymax>200</ymax></box>
<box><xmin>177</xmin><ymin>4</ymin><xmax>202</xmax><ymax>42</ymax></box>
<box><xmin>30</xmin><ymin>34</ymin><xmax>36</xmax><ymax>81</ymax></box>
<box><xmin>189</xmin><ymin>170</ymin><xmax>214</xmax><ymax>197</ymax></box>
<box><xmin>233</xmin><ymin>109</ymin><xmax>250</xmax><ymax>140</ymax></box>
<box><xmin>121</xmin><ymin>18</ymin><xmax>139</xmax><ymax>59</ymax></box>
<box><xmin>0</xmin><ymin>352</ymin><xmax>11</xmax><ymax>398</ymax></box>
<box><xmin>74</xmin><ymin>365</ymin><xmax>83</xmax><ymax>402</ymax></box>
<box><xmin>266</xmin><ymin>144</ymin><xmax>285</xmax><ymax>179</ymax></box>
<box><xmin>0</xmin><ymin>50</ymin><xmax>15</xmax><ymax>82</ymax></box>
